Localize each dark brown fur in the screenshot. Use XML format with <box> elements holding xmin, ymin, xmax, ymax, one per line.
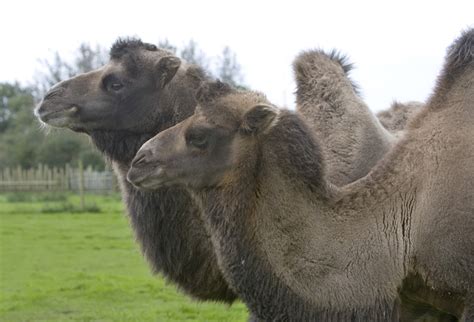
<box><xmin>35</xmin><ymin>38</ymin><xmax>237</xmax><ymax>302</ymax></box>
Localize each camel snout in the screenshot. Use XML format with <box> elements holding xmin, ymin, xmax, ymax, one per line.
<box><xmin>126</xmin><ymin>167</ymin><xmax>146</xmax><ymax>187</ymax></box>
<box><xmin>43</xmin><ymin>86</ymin><xmax>66</xmax><ymax>101</ymax></box>
<box><xmin>131</xmin><ymin>149</ymin><xmax>155</xmax><ymax>168</ymax></box>
<box><xmin>128</xmin><ymin>149</ymin><xmax>169</xmax><ymax>189</ymax></box>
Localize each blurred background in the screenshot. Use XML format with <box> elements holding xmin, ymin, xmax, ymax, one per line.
<box><xmin>0</xmin><ymin>0</ymin><xmax>472</xmax><ymax>321</ymax></box>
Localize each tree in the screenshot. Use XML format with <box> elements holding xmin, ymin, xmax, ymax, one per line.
<box><xmin>158</xmin><ymin>39</ymin><xmax>178</xmax><ymax>55</ymax></box>
<box><xmin>159</xmin><ymin>39</ymin><xmax>246</xmax><ymax>88</ymax></box>
<box><xmin>0</xmin><ymin>83</ymin><xmax>34</xmax><ymax>133</ymax></box>
<box><xmin>179</xmin><ymin>39</ymin><xmax>210</xmax><ymax>71</ymax></box>
<box><xmin>33</xmin><ymin>43</ymin><xmax>108</xmax><ymax>99</ymax></box>
<box><xmin>0</xmin><ymin>83</ymin><xmax>38</xmax><ymax>168</ymax></box>
<box><xmin>215</xmin><ymin>46</ymin><xmax>245</xmax><ymax>88</ymax></box>
<box><xmin>0</xmin><ymin>81</ymin><xmax>103</xmax><ymax>169</ymax></box>
<box><xmin>0</xmin><ymin>43</ymin><xmax>108</xmax><ymax>170</ymax></box>
<box><xmin>74</xmin><ymin>43</ymin><xmax>108</xmax><ymax>74</ymax></box>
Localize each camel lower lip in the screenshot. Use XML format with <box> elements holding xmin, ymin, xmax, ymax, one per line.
<box><xmin>130</xmin><ymin>178</ymin><xmax>163</xmax><ymax>189</ymax></box>
<box><xmin>129</xmin><ymin>174</ymin><xmax>170</xmax><ymax>190</ymax></box>
<box><xmin>38</xmin><ymin>106</ymin><xmax>78</xmax><ymax>122</ymax></box>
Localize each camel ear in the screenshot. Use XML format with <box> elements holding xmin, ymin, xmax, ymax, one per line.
<box><xmin>155</xmin><ymin>56</ymin><xmax>181</xmax><ymax>88</ymax></box>
<box><xmin>241</xmin><ymin>104</ymin><xmax>278</xmax><ymax>135</ymax></box>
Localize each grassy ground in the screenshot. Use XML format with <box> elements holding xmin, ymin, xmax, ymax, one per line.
<box><xmin>0</xmin><ymin>192</ymin><xmax>248</xmax><ymax>322</ymax></box>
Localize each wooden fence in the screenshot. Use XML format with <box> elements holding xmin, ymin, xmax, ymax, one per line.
<box><xmin>0</xmin><ymin>164</ymin><xmax>117</xmax><ymax>192</ymax></box>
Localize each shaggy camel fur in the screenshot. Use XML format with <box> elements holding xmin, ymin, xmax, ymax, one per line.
<box><xmin>34</xmin><ymin>38</ymin><xmax>415</xmax><ymax>305</ymax></box>
<box><xmin>295</xmin><ymin>51</ymin><xmax>423</xmax><ymax>186</ymax></box>
<box><xmin>294</xmin><ymin>50</ymin><xmax>394</xmax><ymax>185</ymax></box>
<box><xmin>35</xmin><ymin>39</ymin><xmax>236</xmax><ymax>302</ymax></box>
<box><xmin>377</xmin><ymin>101</ymin><xmax>424</xmax><ymax>133</ymax></box>
<box><xmin>129</xmin><ymin>29</ymin><xmax>473</xmax><ymax>321</ymax></box>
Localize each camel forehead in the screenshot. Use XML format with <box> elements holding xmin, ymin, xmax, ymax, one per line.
<box><xmin>195</xmin><ymin>104</ymin><xmax>240</xmax><ymax>129</ymax></box>
<box><xmin>107</xmin><ymin>46</ymin><xmax>172</xmax><ymax>75</ymax></box>
<box><xmin>195</xmin><ymin>95</ymin><xmax>264</xmax><ymax>131</ymax></box>
<box><xmin>109</xmin><ymin>38</ymin><xmax>171</xmax><ymax>60</ymax></box>
<box><xmin>199</xmin><ymin>91</ymin><xmax>270</xmax><ymax>120</ymax></box>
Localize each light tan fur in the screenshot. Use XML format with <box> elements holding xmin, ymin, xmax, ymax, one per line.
<box><xmin>294</xmin><ymin>51</ymin><xmax>421</xmax><ymax>186</ymax></box>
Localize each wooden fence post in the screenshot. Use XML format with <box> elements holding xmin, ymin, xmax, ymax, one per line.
<box><xmin>78</xmin><ymin>159</ymin><xmax>85</xmax><ymax>210</ymax></box>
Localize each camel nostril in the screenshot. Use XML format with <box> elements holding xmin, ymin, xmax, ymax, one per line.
<box><xmin>132</xmin><ymin>150</ymin><xmax>152</xmax><ymax>167</ymax></box>
<box><xmin>44</xmin><ymin>87</ymin><xmax>65</xmax><ymax>100</ymax></box>
<box><xmin>132</xmin><ymin>154</ymin><xmax>146</xmax><ymax>167</ymax></box>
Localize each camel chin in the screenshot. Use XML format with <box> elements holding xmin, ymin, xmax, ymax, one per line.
<box><xmin>35</xmin><ymin>105</ymin><xmax>78</xmax><ymax>128</ymax></box>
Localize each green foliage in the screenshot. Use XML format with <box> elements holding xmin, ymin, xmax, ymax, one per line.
<box><xmin>40</xmin><ymin>202</ymin><xmax>101</xmax><ymax>214</ymax></box>
<box><xmin>78</xmin><ymin>148</ymin><xmax>106</xmax><ymax>170</ymax></box>
<box><xmin>36</xmin><ymin>134</ymin><xmax>83</xmax><ymax>167</ymax></box>
<box><xmin>35</xmin><ymin>193</ymin><xmax>69</xmax><ymax>202</ymax></box>
<box><xmin>5</xmin><ymin>192</ymin><xmax>69</xmax><ymax>203</ymax></box>
<box><xmin>4</xmin><ymin>192</ymin><xmax>35</xmax><ymax>203</ymax></box>
<box><xmin>0</xmin><ymin>193</ymin><xmax>248</xmax><ymax>321</ymax></box>
<box><xmin>0</xmin><ymin>82</ymin><xmax>41</xmax><ymax>168</ymax></box>
<box><xmin>0</xmin><ymin>82</ymin><xmax>35</xmax><ymax>134</ymax></box>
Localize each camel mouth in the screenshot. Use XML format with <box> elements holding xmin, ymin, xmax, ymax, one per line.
<box><xmin>35</xmin><ymin>105</ymin><xmax>79</xmax><ymax>128</ymax></box>
<box><xmin>127</xmin><ymin>167</ymin><xmax>169</xmax><ymax>190</ymax></box>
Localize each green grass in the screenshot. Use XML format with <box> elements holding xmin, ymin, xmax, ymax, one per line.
<box><xmin>0</xmin><ymin>192</ymin><xmax>248</xmax><ymax>321</ymax></box>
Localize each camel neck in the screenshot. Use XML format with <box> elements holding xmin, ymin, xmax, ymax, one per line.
<box><xmin>191</xmin><ymin>112</ymin><xmax>403</xmax><ymax>319</ymax></box>
<box><xmin>194</xmin><ymin>150</ymin><xmax>400</xmax><ymax>320</ymax></box>
<box><xmin>86</xmin><ymin>73</ymin><xmax>236</xmax><ymax>302</ymax></box>
<box><xmin>89</xmin><ymin>129</ymin><xmax>155</xmax><ymax>166</ymax></box>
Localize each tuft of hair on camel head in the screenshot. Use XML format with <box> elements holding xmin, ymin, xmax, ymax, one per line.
<box><xmin>195</xmin><ymin>80</ymin><xmax>234</xmax><ymax>105</ymax></box>
<box><xmin>109</xmin><ymin>37</ymin><xmax>158</xmax><ymax>59</ymax></box>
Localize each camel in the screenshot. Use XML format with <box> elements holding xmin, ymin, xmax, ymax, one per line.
<box><xmin>35</xmin><ymin>38</ymin><xmax>419</xmax><ymax>310</ymax></box>
<box><xmin>377</xmin><ymin>101</ymin><xmax>424</xmax><ymax>133</ymax></box>
<box><xmin>128</xmin><ymin>29</ymin><xmax>473</xmax><ymax>320</ymax></box>
<box><xmin>35</xmin><ymin>39</ymin><xmax>237</xmax><ymax>302</ymax></box>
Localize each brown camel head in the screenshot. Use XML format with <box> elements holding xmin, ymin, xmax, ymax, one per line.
<box><xmin>127</xmin><ymin>80</ymin><xmax>278</xmax><ymax>189</ymax></box>
<box><xmin>35</xmin><ymin>39</ymin><xmax>189</xmax><ymax>133</ymax></box>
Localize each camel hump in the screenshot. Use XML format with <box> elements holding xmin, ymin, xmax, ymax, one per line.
<box><xmin>425</xmin><ymin>28</ymin><xmax>474</xmax><ymax>111</ymax></box>
<box><xmin>294</xmin><ymin>49</ymin><xmax>353</xmax><ymax>76</ymax></box>
<box><xmin>293</xmin><ymin>49</ymin><xmax>360</xmax><ymax>96</ymax></box>
<box><xmin>444</xmin><ymin>28</ymin><xmax>474</xmax><ymax>78</ymax></box>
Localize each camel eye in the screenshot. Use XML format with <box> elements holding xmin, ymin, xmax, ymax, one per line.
<box><xmin>186</xmin><ymin>129</ymin><xmax>209</xmax><ymax>149</ymax></box>
<box><xmin>103</xmin><ymin>74</ymin><xmax>124</xmax><ymax>92</ymax></box>
<box><xmin>110</xmin><ymin>82</ymin><xmax>123</xmax><ymax>91</ymax></box>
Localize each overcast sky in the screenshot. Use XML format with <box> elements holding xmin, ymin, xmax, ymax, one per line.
<box><xmin>1</xmin><ymin>0</ymin><xmax>472</xmax><ymax>111</ymax></box>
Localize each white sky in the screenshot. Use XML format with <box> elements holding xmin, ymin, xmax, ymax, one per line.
<box><xmin>1</xmin><ymin>0</ymin><xmax>472</xmax><ymax>111</ymax></box>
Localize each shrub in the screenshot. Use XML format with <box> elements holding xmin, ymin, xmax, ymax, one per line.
<box><xmin>5</xmin><ymin>193</ymin><xmax>34</xmax><ymax>203</ymax></box>
<box><xmin>40</xmin><ymin>202</ymin><xmax>101</xmax><ymax>214</ymax></box>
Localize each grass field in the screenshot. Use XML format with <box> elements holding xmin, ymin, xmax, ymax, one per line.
<box><xmin>0</xmin><ymin>192</ymin><xmax>248</xmax><ymax>321</ymax></box>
